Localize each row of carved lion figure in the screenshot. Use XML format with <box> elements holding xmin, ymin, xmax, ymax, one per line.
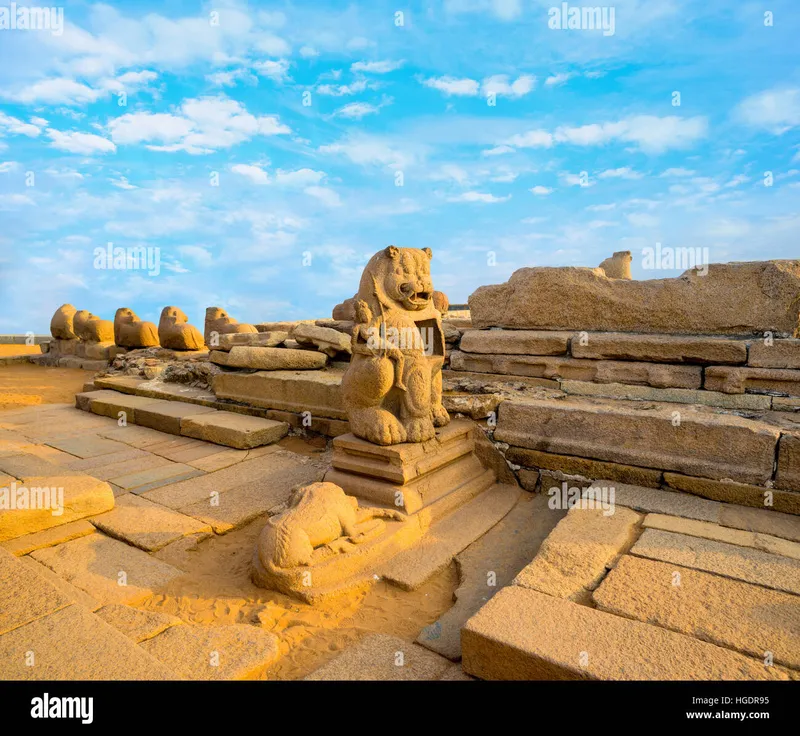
<box><xmin>50</xmin><ymin>304</ymin><xmax>256</xmax><ymax>351</ymax></box>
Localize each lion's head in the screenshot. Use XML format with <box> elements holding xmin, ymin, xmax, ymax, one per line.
<box><xmin>160</xmin><ymin>306</ymin><xmax>187</xmax><ymax>327</ymax></box>
<box><xmin>206</xmin><ymin>307</ymin><xmax>229</xmax><ymax>322</ymax></box>
<box><xmin>359</xmin><ymin>245</ymin><xmax>434</xmax><ymax>314</ymax></box>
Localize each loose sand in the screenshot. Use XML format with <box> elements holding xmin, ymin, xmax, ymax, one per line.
<box><xmin>0</xmin><ymin>363</ymin><xmax>96</xmax><ymax>411</ymax></box>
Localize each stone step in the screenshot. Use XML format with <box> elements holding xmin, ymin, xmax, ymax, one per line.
<box><xmin>75</xmin><ymin>389</ymin><xmax>289</xmax><ymax>450</ymax></box>
<box><xmin>379</xmin><ymin>483</ymin><xmax>520</xmax><ymax>591</ymax></box>
<box><xmin>495</xmin><ymin>397</ymin><xmax>779</xmax><ymax>485</ymax></box>
<box><xmin>461</xmin><ymin>585</ymin><xmax>789</xmax><ymax>680</ymax></box>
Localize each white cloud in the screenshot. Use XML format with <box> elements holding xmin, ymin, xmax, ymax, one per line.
<box><xmin>206</xmin><ymin>69</ymin><xmax>256</xmax><ymax>87</ymax></box>
<box><xmin>626</xmin><ymin>212</ymin><xmax>659</xmax><ymax>228</ymax></box>
<box><xmin>0</xmin><ymin>161</ymin><xmax>18</xmax><ymax>173</ymax></box>
<box><xmin>445</xmin><ymin>0</ymin><xmax>522</xmax><ymax>21</ymax></box>
<box><xmin>481</xmin><ymin>74</ymin><xmax>536</xmax><ymax>98</ymax></box>
<box><xmin>0</xmin><ymin>112</ymin><xmax>42</xmax><ymax>138</ymax></box>
<box><xmin>110</xmin><ymin>176</ymin><xmax>137</xmax><ymax>189</ymax></box>
<box><xmin>506</xmin><ymin>129</ymin><xmax>554</xmax><ymax>148</ymax></box>
<box><xmin>253</xmin><ymin>59</ymin><xmax>290</xmax><ymax>82</ymax></box>
<box><xmin>586</xmin><ymin>203</ymin><xmax>616</xmax><ymax>211</ymax></box>
<box><xmin>334</xmin><ymin>102</ymin><xmax>381</xmax><ymax>119</ymax></box>
<box><xmin>107</xmin><ymin>96</ymin><xmax>290</xmax><ymax>154</ymax></box>
<box><xmin>304</xmin><ymin>186</ymin><xmax>341</xmax><ymax>207</ymax></box>
<box><xmin>422</xmin><ymin>76</ymin><xmax>480</xmax><ymax>96</ymax></box>
<box><xmin>545</xmin><ymin>72</ymin><xmax>576</xmax><ymax>87</ymax></box>
<box><xmin>597</xmin><ymin>167</ymin><xmax>643</xmax><ymax>180</ymax></box>
<box><xmin>177</xmin><ymin>245</ymin><xmax>214</xmax><ymax>267</ymax></box>
<box><xmin>737</xmin><ymin>88</ymin><xmax>800</xmax><ymax>134</ymax></box>
<box><xmin>317</xmin><ymin>80</ymin><xmax>370</xmax><ymax>96</ymax></box>
<box><xmin>446</xmin><ymin>191</ymin><xmax>511</xmax><ymax>203</ymax></box>
<box><xmin>482</xmin><ymin>145</ymin><xmax>514</xmax><ymax>156</ymax></box>
<box><xmin>351</xmin><ymin>60</ymin><xmax>404</xmax><ymax>74</ymax></box>
<box><xmin>300</xmin><ymin>46</ymin><xmax>319</xmax><ymax>58</ymax></box>
<box><xmin>660</xmin><ymin>167</ymin><xmax>695</xmax><ymax>177</ymax></box>
<box><xmin>275</xmin><ymin>169</ymin><xmax>325</xmax><ymax>186</ymax></box>
<box><xmin>47</xmin><ymin>128</ymin><xmax>116</xmax><ymax>154</ymax></box>
<box><xmin>0</xmin><ymin>194</ymin><xmax>36</xmax><ymax>208</ymax></box>
<box><xmin>530</xmin><ymin>186</ymin><xmax>552</xmax><ymax>195</ymax></box>
<box><xmin>10</xmin><ymin>78</ymin><xmax>102</xmax><ymax>105</ymax></box>
<box><xmin>231</xmin><ymin>164</ymin><xmax>270</xmax><ymax>185</ymax></box>
<box><xmin>319</xmin><ymin>135</ymin><xmax>417</xmax><ymax>170</ymax></box>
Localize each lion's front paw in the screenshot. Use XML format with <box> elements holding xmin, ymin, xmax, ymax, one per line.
<box><xmin>405</xmin><ymin>417</ymin><xmax>436</xmax><ymax>443</ymax></box>
<box><xmin>431</xmin><ymin>404</ymin><xmax>450</xmax><ymax>427</ymax></box>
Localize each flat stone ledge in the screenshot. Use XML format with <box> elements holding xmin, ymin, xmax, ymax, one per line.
<box><xmin>571</xmin><ymin>332</ymin><xmax>748</xmax><ymax>365</ymax></box>
<box><xmin>180</xmin><ymin>412</ymin><xmax>289</xmax><ymax>449</ymax></box>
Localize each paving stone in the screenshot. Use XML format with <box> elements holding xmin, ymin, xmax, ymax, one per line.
<box><xmin>513</xmin><ymin>506</ymin><xmax>642</xmax><ymax>602</ymax></box>
<box><xmin>643</xmin><ymin>513</ymin><xmax>800</xmax><ymax>559</ymax></box>
<box><xmin>560</xmin><ymin>380</ymin><xmax>772</xmax><ymax>410</ymax></box>
<box><xmin>30</xmin><ymin>534</ymin><xmax>185</xmax><ymax>606</ymax></box>
<box><xmin>140</xmin><ymin>623</ymin><xmax>279</xmax><ymax>680</ymax></box>
<box><xmin>18</xmin><ymin>557</ymin><xmax>101</xmax><ymax>611</ymax></box>
<box><xmin>571</xmin><ymin>332</ymin><xmax>748</xmax><ymax>364</ymax></box>
<box><xmin>718</xmin><ymin>504</ymin><xmax>800</xmax><ymax>544</ymax></box>
<box><xmin>506</xmin><ymin>447</ymin><xmax>662</xmax><ymax>488</ymax></box>
<box><xmin>63</xmin><ymin>447</ymin><xmax>152</xmax><ymax>472</ymax></box>
<box><xmin>160</xmin><ymin>444</ymin><xmax>227</xmax><ymax>464</ymax></box>
<box><xmin>459</xmin><ymin>330</ymin><xmax>570</xmax><ymax>356</ymax></box>
<box><xmin>461</xmin><ymin>586</ymin><xmax>789</xmax><ymax>681</ymax></box>
<box><xmin>0</xmin><ymin>604</ymin><xmax>176</xmax><ymax>680</ymax></box>
<box><xmin>583</xmin><ymin>482</ymin><xmax>722</xmax><ymax>523</ymax></box>
<box><xmin>46</xmin><ymin>435</ymin><xmax>132</xmax><ymax>459</ymax></box>
<box><xmin>439</xmin><ymin>664</ymin><xmax>474</xmax><ymax>681</ymax></box>
<box><xmin>450</xmin><ymin>352</ymin><xmax>703</xmax><ymax>389</ymax></box>
<box><xmin>91</xmin><ymin>494</ymin><xmax>212</xmax><ymax>552</ymax></box>
<box><xmin>496</xmin><ymin>398</ymin><xmax>779</xmax><ymax>485</ymax></box>
<box><xmin>630</xmin><ymin>528</ymin><xmax>800</xmax><ymax>596</ymax></box>
<box><xmin>98</xmin><ymin>424</ymin><xmax>179</xmax><ymax>448</ymax></box>
<box><xmin>749</xmin><ymin>339</ymin><xmax>800</xmax><ymax>369</ymax></box>
<box><xmin>184</xmin><ymin>448</ymin><xmax>251</xmax><ymax>472</ymax></box>
<box><xmin>0</xmin><ymin>452</ymin><xmax>61</xmax><ymax>478</ymax></box>
<box><xmin>142</xmin><ymin>452</ymin><xmax>316</xmax><ymax>510</ymax></box>
<box><xmin>151</xmin><ymin>533</ymin><xmax>207</xmax><ymax>570</ymax></box>
<box><xmin>135</xmin><ymin>401</ymin><xmax>219</xmax><ymax>435</ymax></box>
<box><xmin>211</xmin><ymin>346</ymin><xmax>328</xmax><ymax>370</ymax></box>
<box><xmin>86</xmin><ymin>391</ymin><xmax>162</xmax><ymax>423</ymax></box>
<box><xmin>108</xmin><ymin>463</ymin><xmax>203</xmax><ymax>492</ymax></box>
<box><xmin>95</xmin><ymin>603</ymin><xmax>183</xmax><ymax>643</ymax></box>
<box><xmin>776</xmin><ymin>433</ymin><xmax>800</xmax><ymax>492</ymax></box>
<box><xmin>305</xmin><ymin>634</ymin><xmax>452</xmax><ymax>681</ymax></box>
<box><xmin>0</xmin><ymin>519</ymin><xmax>95</xmax><ymax>556</ymax></box>
<box><xmin>0</xmin><ymin>547</ymin><xmax>72</xmax><ymax>634</ymax></box>
<box><xmin>82</xmin><ymin>454</ymin><xmax>174</xmax><ymax>482</ymax></box>
<box><xmin>180</xmin><ymin>412</ymin><xmax>289</xmax><ymax>449</ymax></box>
<box><xmin>178</xmin><ymin>459</ymin><xmax>323</xmax><ymax>533</ymax></box>
<box><xmin>0</xmin><ymin>473</ymin><xmax>115</xmax><ymax>542</ymax></box>
<box><xmin>593</xmin><ymin>555</ymin><xmax>800</xmax><ymax>670</ymax></box>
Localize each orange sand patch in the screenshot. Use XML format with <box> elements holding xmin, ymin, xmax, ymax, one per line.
<box><xmin>0</xmin><ymin>345</ymin><xmax>41</xmax><ymax>356</ymax></box>
<box><xmin>0</xmin><ymin>363</ymin><xmax>96</xmax><ymax>411</ymax></box>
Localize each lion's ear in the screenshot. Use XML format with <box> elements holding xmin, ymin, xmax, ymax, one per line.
<box><xmin>385</xmin><ymin>245</ymin><xmax>399</xmax><ymax>259</ymax></box>
<box><xmin>422</xmin><ymin>247</ymin><xmax>432</xmax><ymax>259</ymax></box>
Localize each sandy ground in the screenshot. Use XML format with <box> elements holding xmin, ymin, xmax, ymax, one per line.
<box><xmin>0</xmin><ymin>363</ymin><xmax>96</xmax><ymax>410</ymax></box>
<box><xmin>0</xmin><ymin>345</ymin><xmax>42</xmax><ymax>356</ymax></box>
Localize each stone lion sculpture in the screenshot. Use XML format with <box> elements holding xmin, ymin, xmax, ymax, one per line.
<box><xmin>340</xmin><ymin>245</ymin><xmax>450</xmax><ymax>445</ymax></box>
<box><xmin>50</xmin><ymin>304</ymin><xmax>78</xmax><ymax>340</ymax></box>
<box><xmin>114</xmin><ymin>308</ymin><xmax>159</xmax><ymax>348</ymax></box>
<box><xmin>599</xmin><ymin>250</ymin><xmax>632</xmax><ymax>279</ymax></box>
<box><xmin>158</xmin><ymin>306</ymin><xmax>204</xmax><ymax>350</ymax></box>
<box><xmin>255</xmin><ymin>482</ymin><xmax>404</xmax><ymax>572</ymax></box>
<box><xmin>204</xmin><ymin>306</ymin><xmax>257</xmax><ymax>347</ymax></box>
<box><xmin>73</xmin><ymin>310</ymin><xmax>114</xmax><ymax>343</ymax></box>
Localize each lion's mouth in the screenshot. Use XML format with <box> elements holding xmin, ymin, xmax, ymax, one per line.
<box><xmin>400</xmin><ymin>284</ymin><xmax>431</xmax><ymax>307</ymax></box>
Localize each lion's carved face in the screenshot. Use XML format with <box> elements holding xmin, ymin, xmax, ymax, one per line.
<box><xmin>381</xmin><ymin>246</ymin><xmax>434</xmax><ymax>312</ymax></box>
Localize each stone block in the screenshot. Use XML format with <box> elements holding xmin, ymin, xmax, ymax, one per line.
<box><xmin>210</xmin><ymin>346</ymin><xmax>328</xmax><ymax>370</ymax></box>
<box><xmin>705</xmin><ymin>366</ymin><xmax>800</xmax><ymax>396</ymax></box>
<box><xmin>749</xmin><ymin>339</ymin><xmax>800</xmax><ymax>369</ymax></box>
<box><xmin>776</xmin><ymin>433</ymin><xmax>800</xmax><ymax>492</ymax></box>
<box><xmin>459</xmin><ymin>329</ymin><xmax>570</xmax><ymax>356</ymax></box>
<box><xmin>572</xmin><ymin>333</ymin><xmax>747</xmax><ymax>364</ymax></box>
<box><xmin>180</xmin><ymin>412</ymin><xmax>289</xmax><ymax>449</ymax></box>
<box><xmin>95</xmin><ymin>603</ymin><xmax>182</xmax><ymax>643</ymax></box>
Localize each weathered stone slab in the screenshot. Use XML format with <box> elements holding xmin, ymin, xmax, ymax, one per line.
<box><xmin>442</xmin><ymin>392</ymin><xmax>502</xmax><ymax>420</ymax></box>
<box><xmin>212</xmin><ymin>369</ymin><xmax>346</xmax><ymax>419</ymax></box>
<box><xmin>31</xmin><ymin>534</ymin><xmax>185</xmax><ymax>605</ymax></box>
<box><xmin>0</xmin><ymin>519</ymin><xmax>95</xmax><ymax>556</ymax></box>
<box><xmin>95</xmin><ymin>603</ymin><xmax>182</xmax><ymax>643</ymax></box>
<box><xmin>495</xmin><ymin>398</ymin><xmax>779</xmax><ymax>484</ymax></box>
<box><xmin>0</xmin><ymin>604</ymin><xmax>176</xmax><ymax>679</ymax></box>
<box><xmin>81</xmin><ymin>454</ymin><xmax>175</xmax><ymax>482</ymax></box>
<box><xmin>91</xmin><ymin>494</ymin><xmax>212</xmax><ymax>551</ymax></box>
<box><xmin>505</xmin><ymin>447</ymin><xmax>662</xmax><ymax>488</ymax></box>
<box><xmin>560</xmin><ymin>380</ymin><xmax>772</xmax><ymax>410</ymax></box>
<box><xmin>0</xmin><ymin>547</ymin><xmax>72</xmax><ymax>634</ymax></box>
<box><xmin>705</xmin><ymin>366</ymin><xmax>800</xmax><ymax>396</ymax></box>
<box><xmin>18</xmin><ymin>556</ymin><xmax>101</xmax><ymax>610</ymax></box>
<box><xmin>749</xmin><ymin>339</ymin><xmax>800</xmax><ymax>369</ymax></box>
<box><xmin>572</xmin><ymin>333</ymin><xmax>748</xmax><ymax>364</ymax></box>
<box><xmin>593</xmin><ymin>555</ymin><xmax>800</xmax><ymax>670</ymax></box>
<box><xmin>459</xmin><ymin>330</ymin><xmax>570</xmax><ymax>356</ymax></box>
<box><xmin>717</xmin><ymin>504</ymin><xmax>800</xmax><ymax>544</ymax></box>
<box><xmin>663</xmin><ymin>472</ymin><xmax>800</xmax><ymax>517</ymax></box>
<box><xmin>583</xmin><ymin>483</ymin><xmax>722</xmax><ymax>523</ymax></box>
<box><xmin>210</xmin><ymin>346</ymin><xmax>328</xmax><ymax>370</ymax></box>
<box><xmin>462</xmin><ymin>586</ymin><xmax>787</xmax><ymax>680</ymax></box>
<box><xmin>630</xmin><ymin>528</ymin><xmax>800</xmax><ymax>595</ymax></box>
<box><xmin>85</xmin><ymin>391</ymin><xmax>162</xmax><ymax>424</ymax></box>
<box><xmin>134</xmin><ymin>401</ymin><xmax>218</xmax><ymax>435</ymax></box>
<box><xmin>773</xmin><ymin>397</ymin><xmax>800</xmax><ymax>412</ymax></box>
<box><xmin>643</xmin><ymin>513</ymin><xmax>800</xmax><ymax>559</ymax></box>
<box><xmin>776</xmin><ymin>433</ymin><xmax>800</xmax><ymax>492</ymax></box>
<box><xmin>98</xmin><ymin>424</ymin><xmax>179</xmax><ymax>448</ymax></box>
<box><xmin>513</xmin><ymin>506</ymin><xmax>641</xmax><ymax>602</ymax></box>
<box><xmin>264</xmin><ymin>408</ymin><xmax>350</xmax><ymax>437</ymax></box>
<box><xmin>469</xmin><ymin>260</ymin><xmax>800</xmax><ymax>336</ymax></box>
<box><xmin>450</xmin><ymin>352</ymin><xmax>702</xmax><ymax>389</ymax></box>
<box><xmin>0</xmin><ymin>452</ymin><xmax>62</xmax><ymax>478</ymax></box>
<box><xmin>213</xmin><ymin>331</ymin><xmax>288</xmax><ymax>351</ymax></box>
<box><xmin>107</xmin><ymin>462</ymin><xmax>203</xmax><ymax>493</ymax></box>
<box><xmin>306</xmin><ymin>634</ymin><xmax>451</xmax><ymax>681</ymax></box>
<box><xmin>46</xmin><ymin>434</ymin><xmax>131</xmax><ymax>459</ymax></box>
<box><xmin>442</xmin><ymin>368</ymin><xmax>560</xmax><ymax>391</ymax></box>
<box><xmin>292</xmin><ymin>323</ymin><xmax>351</xmax><ymax>357</ymax></box>
<box><xmin>180</xmin><ymin>412</ymin><xmax>288</xmax><ymax>449</ymax></box>
<box><xmin>140</xmin><ymin>623</ymin><xmax>279</xmax><ymax>680</ymax></box>
<box><xmin>63</xmin><ymin>447</ymin><xmax>152</xmax><ymax>472</ymax></box>
<box><xmin>0</xmin><ymin>473</ymin><xmax>114</xmax><ymax>542</ymax></box>
<box><xmin>256</xmin><ymin>320</ymin><xmax>314</xmax><ymax>332</ymax></box>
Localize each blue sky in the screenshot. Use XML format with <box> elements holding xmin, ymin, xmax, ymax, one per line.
<box><xmin>0</xmin><ymin>0</ymin><xmax>798</xmax><ymax>333</ymax></box>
